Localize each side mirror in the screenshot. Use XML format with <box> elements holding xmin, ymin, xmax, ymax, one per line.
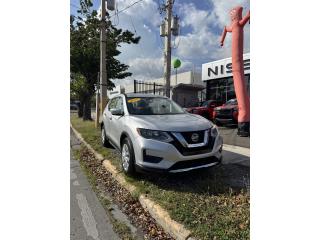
<box><xmin>110</xmin><ymin>108</ymin><xmax>124</xmax><ymax>116</ymax></box>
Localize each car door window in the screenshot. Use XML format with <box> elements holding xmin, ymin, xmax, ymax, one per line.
<box><xmin>108</xmin><ymin>98</ymin><xmax>118</xmax><ymax>111</ymax></box>
<box><xmin>115</xmin><ymin>97</ymin><xmax>123</xmax><ymax>111</ymax></box>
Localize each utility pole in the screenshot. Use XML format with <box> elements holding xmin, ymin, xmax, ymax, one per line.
<box><xmin>95</xmin><ymin>73</ymin><xmax>100</xmax><ymax>128</ymax></box>
<box><xmin>164</xmin><ymin>0</ymin><xmax>173</xmax><ymax>98</ymax></box>
<box><xmin>100</xmin><ymin>0</ymin><xmax>107</xmax><ymax>120</ymax></box>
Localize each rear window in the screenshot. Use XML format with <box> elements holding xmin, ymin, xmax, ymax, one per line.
<box><xmin>225</xmin><ymin>99</ymin><xmax>237</xmax><ymax>105</ymax></box>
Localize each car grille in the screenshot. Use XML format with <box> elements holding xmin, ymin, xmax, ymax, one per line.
<box><xmin>170</xmin><ymin>134</ymin><xmax>215</xmax><ymax>156</ymax></box>
<box><xmin>216</xmin><ymin>109</ymin><xmax>233</xmax><ymax>115</ymax></box>
<box><xmin>180</xmin><ymin>130</ymin><xmax>205</xmax><ymax>144</ymax></box>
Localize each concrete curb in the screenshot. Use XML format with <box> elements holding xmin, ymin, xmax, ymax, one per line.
<box><xmin>71</xmin><ymin>125</ymin><xmax>104</xmax><ymax>161</ymax></box>
<box><xmin>71</xmin><ymin>124</ymin><xmax>193</xmax><ymax>240</ymax></box>
<box><xmin>223</xmin><ymin>144</ymin><xmax>250</xmax><ymax>157</ymax></box>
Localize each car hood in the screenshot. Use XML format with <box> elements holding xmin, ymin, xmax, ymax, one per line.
<box><xmin>127</xmin><ymin>113</ymin><xmax>212</xmax><ymax>132</ymax></box>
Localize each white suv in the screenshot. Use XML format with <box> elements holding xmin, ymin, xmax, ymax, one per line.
<box><xmin>101</xmin><ymin>94</ymin><xmax>223</xmax><ymax>175</ymax></box>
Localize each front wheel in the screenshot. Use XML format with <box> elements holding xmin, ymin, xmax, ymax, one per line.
<box><xmin>121</xmin><ymin>138</ymin><xmax>136</xmax><ymax>175</ymax></box>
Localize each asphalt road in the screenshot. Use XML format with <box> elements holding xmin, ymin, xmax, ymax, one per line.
<box><xmin>70</xmin><ymin>136</ymin><xmax>119</xmax><ymax>240</ymax></box>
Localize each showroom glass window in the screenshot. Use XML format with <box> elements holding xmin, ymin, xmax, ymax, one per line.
<box><xmin>206</xmin><ymin>74</ymin><xmax>250</xmax><ymax>103</ymax></box>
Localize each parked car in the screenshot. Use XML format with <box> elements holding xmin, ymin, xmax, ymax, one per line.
<box><xmin>101</xmin><ymin>94</ymin><xmax>223</xmax><ymax>175</ymax></box>
<box><xmin>70</xmin><ymin>103</ymin><xmax>79</xmax><ymax>111</ymax></box>
<box><xmin>212</xmin><ymin>98</ymin><xmax>238</xmax><ymax>126</ymax></box>
<box><xmin>185</xmin><ymin>100</ymin><xmax>223</xmax><ymax>120</ymax></box>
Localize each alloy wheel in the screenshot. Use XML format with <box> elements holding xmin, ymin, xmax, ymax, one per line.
<box><xmin>121</xmin><ymin>144</ymin><xmax>130</xmax><ymax>172</ymax></box>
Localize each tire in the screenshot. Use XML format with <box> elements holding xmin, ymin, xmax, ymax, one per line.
<box><xmin>121</xmin><ymin>137</ymin><xmax>136</xmax><ymax>175</ymax></box>
<box><xmin>101</xmin><ymin>125</ymin><xmax>111</xmax><ymax>147</ymax></box>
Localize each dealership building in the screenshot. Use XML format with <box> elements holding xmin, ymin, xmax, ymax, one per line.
<box><xmin>106</xmin><ymin>53</ymin><xmax>250</xmax><ymax>107</ymax></box>
<box><xmin>113</xmin><ymin>71</ymin><xmax>205</xmax><ymax>107</ymax></box>
<box><xmin>202</xmin><ymin>53</ymin><xmax>250</xmax><ymax>104</ymax></box>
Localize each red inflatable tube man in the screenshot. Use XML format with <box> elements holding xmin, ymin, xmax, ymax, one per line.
<box><xmin>220</xmin><ymin>6</ymin><xmax>250</xmax><ymax>137</ymax></box>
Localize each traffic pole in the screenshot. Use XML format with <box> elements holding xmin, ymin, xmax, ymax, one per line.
<box><xmin>95</xmin><ymin>73</ymin><xmax>100</xmax><ymax>128</ymax></box>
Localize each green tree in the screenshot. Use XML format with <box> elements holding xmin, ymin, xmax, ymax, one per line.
<box><xmin>70</xmin><ymin>72</ymin><xmax>89</xmax><ymax>117</ymax></box>
<box><xmin>70</xmin><ymin>0</ymin><xmax>140</xmax><ymax>120</ymax></box>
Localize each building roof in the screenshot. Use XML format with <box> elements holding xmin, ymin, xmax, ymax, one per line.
<box><xmin>172</xmin><ymin>83</ymin><xmax>205</xmax><ymax>91</ymax></box>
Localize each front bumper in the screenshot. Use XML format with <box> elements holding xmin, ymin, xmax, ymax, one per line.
<box><xmin>132</xmin><ymin>133</ymin><xmax>223</xmax><ymax>173</ymax></box>
<box><xmin>136</xmin><ymin>155</ymin><xmax>222</xmax><ymax>173</ymax></box>
<box><xmin>216</xmin><ymin>118</ymin><xmax>234</xmax><ymax>123</ymax></box>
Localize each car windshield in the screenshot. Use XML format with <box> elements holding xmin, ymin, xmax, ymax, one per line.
<box><xmin>225</xmin><ymin>99</ymin><xmax>237</xmax><ymax>105</ymax></box>
<box><xmin>126</xmin><ymin>97</ymin><xmax>185</xmax><ymax>115</ymax></box>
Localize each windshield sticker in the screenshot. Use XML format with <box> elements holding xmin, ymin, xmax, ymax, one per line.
<box><xmin>127</xmin><ymin>98</ymin><xmax>141</xmax><ymax>103</ymax></box>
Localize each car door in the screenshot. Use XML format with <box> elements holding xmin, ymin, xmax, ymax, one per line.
<box><xmin>108</xmin><ymin>96</ymin><xmax>124</xmax><ymax>149</ymax></box>
<box><xmin>103</xmin><ymin>97</ymin><xmax>117</xmax><ymax>139</ymax></box>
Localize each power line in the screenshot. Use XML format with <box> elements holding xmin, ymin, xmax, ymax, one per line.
<box><xmin>109</xmin><ymin>0</ymin><xmax>145</xmax><ymax>18</ymax></box>
<box><xmin>129</xmin><ymin>15</ymin><xmax>137</xmax><ymax>34</ymax></box>
<box><xmin>71</xmin><ymin>0</ymin><xmax>145</xmax><ymax>19</ymax></box>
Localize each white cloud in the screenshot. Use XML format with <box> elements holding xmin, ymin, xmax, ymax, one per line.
<box><xmin>210</xmin><ymin>0</ymin><xmax>250</xmax><ymax>28</ymax></box>
<box><xmin>123</xmin><ymin>56</ymin><xmax>194</xmax><ymax>82</ymax></box>
<box><xmin>179</xmin><ymin>3</ymin><xmax>211</xmax><ymax>32</ymax></box>
<box><xmin>143</xmin><ymin>24</ymin><xmax>152</xmax><ymax>33</ymax></box>
<box><xmin>175</xmin><ymin>0</ymin><xmax>250</xmax><ymax>62</ymax></box>
<box><xmin>116</xmin><ymin>0</ymin><xmax>161</xmax><ymax>27</ymax></box>
<box><xmin>105</xmin><ymin>0</ymin><xmax>250</xmax><ymax>82</ymax></box>
<box><xmin>127</xmin><ymin>57</ymin><xmax>164</xmax><ymax>81</ymax></box>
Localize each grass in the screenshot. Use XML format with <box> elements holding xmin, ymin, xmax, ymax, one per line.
<box><xmin>71</xmin><ymin>114</ymin><xmax>250</xmax><ymax>240</ymax></box>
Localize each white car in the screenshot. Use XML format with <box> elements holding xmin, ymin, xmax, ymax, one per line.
<box><xmin>101</xmin><ymin>93</ymin><xmax>223</xmax><ymax>175</ymax></box>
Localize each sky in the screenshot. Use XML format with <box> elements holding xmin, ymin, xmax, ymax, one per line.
<box><xmin>70</xmin><ymin>0</ymin><xmax>250</xmax><ymax>85</ymax></box>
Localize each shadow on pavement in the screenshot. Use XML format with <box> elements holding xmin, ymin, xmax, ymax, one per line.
<box><xmin>222</xmin><ymin>150</ymin><xmax>250</xmax><ymax>167</ymax></box>
<box><xmin>102</xmin><ymin>146</ymin><xmax>250</xmax><ymax>197</ymax></box>
<box><xmin>103</xmin><ymin>140</ymin><xmax>250</xmax><ymax>196</ymax></box>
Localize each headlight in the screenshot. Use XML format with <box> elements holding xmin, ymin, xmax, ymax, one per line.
<box><xmin>137</xmin><ymin>128</ymin><xmax>173</xmax><ymax>143</ymax></box>
<box><xmin>211</xmin><ymin>127</ymin><xmax>219</xmax><ymax>137</ymax></box>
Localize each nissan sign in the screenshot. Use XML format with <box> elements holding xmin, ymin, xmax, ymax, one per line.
<box><xmin>202</xmin><ymin>53</ymin><xmax>250</xmax><ymax>81</ymax></box>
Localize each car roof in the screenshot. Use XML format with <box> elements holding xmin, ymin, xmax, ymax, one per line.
<box><xmin>124</xmin><ymin>93</ymin><xmax>167</xmax><ymax>98</ymax></box>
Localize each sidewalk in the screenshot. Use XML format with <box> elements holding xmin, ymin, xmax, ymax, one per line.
<box><xmin>70</xmin><ymin>135</ymin><xmax>120</xmax><ymax>240</ymax></box>
<box><xmin>222</xmin><ymin>144</ymin><xmax>250</xmax><ymax>167</ymax></box>
<box><xmin>218</xmin><ymin>126</ymin><xmax>250</xmax><ymax>148</ymax></box>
